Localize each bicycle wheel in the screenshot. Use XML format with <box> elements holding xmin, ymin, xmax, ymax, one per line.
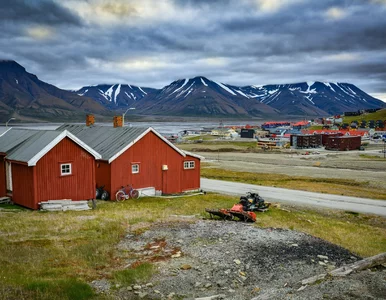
<box><xmin>115</xmin><ymin>191</ymin><xmax>126</xmax><ymax>202</ymax></box>
<box><xmin>130</xmin><ymin>189</ymin><xmax>140</xmax><ymax>199</ymax></box>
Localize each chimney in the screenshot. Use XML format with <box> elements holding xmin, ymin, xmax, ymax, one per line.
<box><xmin>86</xmin><ymin>114</ymin><xmax>95</xmax><ymax>126</ymax></box>
<box><xmin>113</xmin><ymin>116</ymin><xmax>123</xmax><ymax>128</ymax></box>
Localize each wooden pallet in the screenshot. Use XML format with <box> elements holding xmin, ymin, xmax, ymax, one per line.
<box><xmin>39</xmin><ymin>200</ymin><xmax>91</xmax><ymax>211</ymax></box>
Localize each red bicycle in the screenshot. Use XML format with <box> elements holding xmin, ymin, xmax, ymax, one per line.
<box><xmin>115</xmin><ymin>184</ymin><xmax>140</xmax><ymax>201</ymax></box>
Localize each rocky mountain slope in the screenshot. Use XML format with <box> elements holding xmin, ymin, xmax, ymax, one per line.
<box><xmin>75</xmin><ymin>84</ymin><xmax>156</xmax><ymax>109</ymax></box>
<box><xmin>79</xmin><ymin>77</ymin><xmax>383</xmax><ymax>117</ymax></box>
<box><xmin>0</xmin><ymin>60</ymin><xmax>108</xmax><ymax>122</ymax></box>
<box><xmin>134</xmin><ymin>76</ymin><xmax>279</xmax><ymax>118</ymax></box>
<box><xmin>1</xmin><ymin>60</ymin><xmax>384</xmax><ymax>121</ymax></box>
<box><xmin>236</xmin><ymin>81</ymin><xmax>384</xmax><ymax>115</ymax></box>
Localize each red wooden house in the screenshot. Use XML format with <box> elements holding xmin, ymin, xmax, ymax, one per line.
<box><xmin>0</xmin><ymin>129</ymin><xmax>101</xmax><ymax>209</ymax></box>
<box><xmin>56</xmin><ymin>125</ymin><xmax>201</xmax><ymax>197</ymax></box>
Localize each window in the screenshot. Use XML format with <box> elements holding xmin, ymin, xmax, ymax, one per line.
<box><xmin>184</xmin><ymin>161</ymin><xmax>195</xmax><ymax>169</ymax></box>
<box><xmin>132</xmin><ymin>164</ymin><xmax>139</xmax><ymax>174</ymax></box>
<box><xmin>60</xmin><ymin>163</ymin><xmax>72</xmax><ymax>176</ymax></box>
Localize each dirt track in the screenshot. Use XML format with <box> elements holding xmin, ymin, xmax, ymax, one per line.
<box><xmin>195</xmin><ymin>151</ymin><xmax>386</xmax><ymax>189</ymax></box>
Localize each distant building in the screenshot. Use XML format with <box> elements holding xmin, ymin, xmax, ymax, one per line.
<box><xmin>240</xmin><ymin>128</ymin><xmax>255</xmax><ymax>138</ymax></box>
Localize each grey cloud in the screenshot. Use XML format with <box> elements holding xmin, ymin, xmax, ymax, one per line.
<box><xmin>0</xmin><ymin>0</ymin><xmax>81</xmax><ymax>25</ymax></box>
<box><xmin>1</xmin><ymin>0</ymin><xmax>386</xmax><ymax>99</ymax></box>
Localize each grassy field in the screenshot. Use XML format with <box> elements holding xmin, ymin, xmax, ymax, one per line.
<box><xmin>201</xmin><ymin>167</ymin><xmax>386</xmax><ymax>200</ymax></box>
<box><xmin>0</xmin><ymin>194</ymin><xmax>385</xmax><ymax>299</ymax></box>
<box><xmin>343</xmin><ymin>108</ymin><xmax>386</xmax><ymax>123</ymax></box>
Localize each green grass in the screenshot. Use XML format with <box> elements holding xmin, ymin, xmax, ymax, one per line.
<box><xmin>201</xmin><ymin>167</ymin><xmax>386</xmax><ymax>200</ymax></box>
<box><xmin>113</xmin><ymin>262</ymin><xmax>154</xmax><ymax>285</ymax></box>
<box><xmin>0</xmin><ymin>194</ymin><xmax>385</xmax><ymax>298</ymax></box>
<box><xmin>183</xmin><ymin>134</ymin><xmax>216</xmax><ymax>141</ymax></box>
<box><xmin>359</xmin><ymin>154</ymin><xmax>386</xmax><ymax>160</ymax></box>
<box><xmin>343</xmin><ymin>108</ymin><xmax>386</xmax><ymax>123</ymax></box>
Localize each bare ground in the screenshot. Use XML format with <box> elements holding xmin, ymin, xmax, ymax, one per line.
<box><xmin>196</xmin><ymin>151</ymin><xmax>386</xmax><ymax>189</ymax></box>
<box><xmin>97</xmin><ymin>219</ymin><xmax>386</xmax><ymax>300</ymax></box>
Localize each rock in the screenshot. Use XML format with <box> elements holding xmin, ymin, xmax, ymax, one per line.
<box><xmin>216</xmin><ymin>280</ymin><xmax>227</xmax><ymax>287</ymax></box>
<box><xmin>126</xmin><ymin>286</ymin><xmax>133</xmax><ymax>291</ymax></box>
<box><xmin>150</xmin><ymin>245</ymin><xmax>160</xmax><ymax>249</ymax></box>
<box><xmin>146</xmin><ymin>283</ymin><xmax>153</xmax><ymax>287</ymax></box>
<box><xmin>167</xmin><ymin>292</ymin><xmax>176</xmax><ymax>299</ymax></box>
<box><xmin>133</xmin><ymin>285</ymin><xmax>142</xmax><ymax>290</ymax></box>
<box><xmin>224</xmin><ymin>269</ymin><xmax>231</xmax><ymax>275</ymax></box>
<box><xmin>181</xmin><ymin>264</ymin><xmax>192</xmax><ymax>270</ymax></box>
<box><xmin>297</xmin><ymin>285</ymin><xmax>307</xmax><ymax>292</ymax></box>
<box><xmin>239</xmin><ymin>271</ymin><xmax>246</xmax><ymax>276</ymax></box>
<box><xmin>228</xmin><ymin>289</ymin><xmax>235</xmax><ymax>293</ymax></box>
<box><xmin>233</xmin><ymin>259</ymin><xmax>241</xmax><ymax>265</ymax></box>
<box><xmin>194</xmin><ymin>294</ymin><xmax>226</xmax><ymax>300</ymax></box>
<box><xmin>171</xmin><ymin>251</ymin><xmax>182</xmax><ymax>258</ymax></box>
<box><xmin>319</xmin><ymin>261</ymin><xmax>327</xmax><ymax>266</ymax></box>
<box><xmin>154</xmin><ymin>290</ymin><xmax>161</xmax><ymax>294</ymax></box>
<box><xmin>177</xmin><ymin>239</ymin><xmax>184</xmax><ymax>244</ymax></box>
<box><xmin>317</xmin><ymin>255</ymin><xmax>329</xmax><ymax>260</ymax></box>
<box><xmin>195</xmin><ymin>282</ymin><xmax>201</xmax><ymax>287</ymax></box>
<box><xmin>291</xmin><ymin>243</ymin><xmax>299</xmax><ymax>247</ymax></box>
<box><xmin>138</xmin><ymin>292</ymin><xmax>148</xmax><ymax>299</ymax></box>
<box><xmin>205</xmin><ymin>283</ymin><xmax>212</xmax><ymax>288</ymax></box>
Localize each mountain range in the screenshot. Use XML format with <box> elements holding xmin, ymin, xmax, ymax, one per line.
<box><xmin>0</xmin><ymin>60</ymin><xmax>108</xmax><ymax>122</ymax></box>
<box><xmin>0</xmin><ymin>60</ymin><xmax>384</xmax><ymax>122</ymax></box>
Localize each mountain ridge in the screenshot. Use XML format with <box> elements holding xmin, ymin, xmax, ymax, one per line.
<box><xmin>1</xmin><ymin>60</ymin><xmax>384</xmax><ymax>121</ymax></box>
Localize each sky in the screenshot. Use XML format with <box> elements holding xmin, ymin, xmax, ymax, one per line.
<box><xmin>1</xmin><ymin>0</ymin><xmax>386</xmax><ymax>101</ymax></box>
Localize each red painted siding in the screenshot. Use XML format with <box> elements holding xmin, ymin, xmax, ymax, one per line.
<box><xmin>109</xmin><ymin>131</ymin><xmax>200</xmax><ymax>195</ymax></box>
<box><xmin>11</xmin><ymin>163</ymin><xmax>36</xmax><ymax>209</ymax></box>
<box><xmin>0</xmin><ymin>155</ymin><xmax>5</xmax><ymax>196</ymax></box>
<box><xmin>181</xmin><ymin>155</ymin><xmax>201</xmax><ymax>192</ymax></box>
<box><xmin>95</xmin><ymin>160</ymin><xmax>111</xmax><ymax>195</ymax></box>
<box><xmin>35</xmin><ymin>138</ymin><xmax>95</xmax><ymax>206</ymax></box>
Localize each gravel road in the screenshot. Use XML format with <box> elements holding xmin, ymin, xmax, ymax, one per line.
<box><xmin>201</xmin><ymin>178</ymin><xmax>386</xmax><ymax>217</ymax></box>
<box><xmin>96</xmin><ymin>219</ymin><xmax>386</xmax><ymax>300</ymax></box>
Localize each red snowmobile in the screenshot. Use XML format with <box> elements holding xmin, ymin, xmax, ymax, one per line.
<box><xmin>206</xmin><ymin>192</ymin><xmax>270</xmax><ymax>222</ymax></box>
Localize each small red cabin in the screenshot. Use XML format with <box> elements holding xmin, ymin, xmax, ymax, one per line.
<box><xmin>57</xmin><ymin>125</ymin><xmax>201</xmax><ymax>197</ymax></box>
<box><xmin>0</xmin><ymin>129</ymin><xmax>101</xmax><ymax>209</ymax></box>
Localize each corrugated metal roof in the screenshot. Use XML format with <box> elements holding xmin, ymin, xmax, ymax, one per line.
<box><xmin>56</xmin><ymin>124</ymin><xmax>150</xmax><ymax>160</ymax></box>
<box><xmin>6</xmin><ymin>130</ymin><xmax>63</xmax><ymax>163</ymax></box>
<box><xmin>0</xmin><ymin>127</ymin><xmax>11</xmax><ymax>137</ymax></box>
<box><xmin>0</xmin><ymin>129</ymin><xmax>39</xmax><ymax>154</ymax></box>
<box><xmin>0</xmin><ymin>128</ymin><xmax>64</xmax><ymax>163</ymax></box>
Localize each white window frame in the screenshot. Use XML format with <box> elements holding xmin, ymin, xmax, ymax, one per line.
<box><xmin>60</xmin><ymin>163</ymin><xmax>72</xmax><ymax>176</ymax></box>
<box><xmin>132</xmin><ymin>163</ymin><xmax>140</xmax><ymax>174</ymax></box>
<box><xmin>184</xmin><ymin>161</ymin><xmax>195</xmax><ymax>169</ymax></box>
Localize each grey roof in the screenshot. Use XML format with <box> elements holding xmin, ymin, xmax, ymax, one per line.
<box><xmin>0</xmin><ymin>127</ymin><xmax>11</xmax><ymax>137</ymax></box>
<box><xmin>56</xmin><ymin>124</ymin><xmax>150</xmax><ymax>161</ymax></box>
<box><xmin>0</xmin><ymin>129</ymin><xmax>39</xmax><ymax>153</ymax></box>
<box><xmin>0</xmin><ymin>128</ymin><xmax>63</xmax><ymax>163</ymax></box>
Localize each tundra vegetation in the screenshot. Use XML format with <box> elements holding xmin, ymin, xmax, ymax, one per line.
<box><xmin>0</xmin><ymin>194</ymin><xmax>385</xmax><ymax>299</ymax></box>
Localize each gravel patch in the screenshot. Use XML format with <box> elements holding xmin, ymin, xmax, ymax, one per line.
<box><xmin>101</xmin><ymin>219</ymin><xmax>386</xmax><ymax>300</ymax></box>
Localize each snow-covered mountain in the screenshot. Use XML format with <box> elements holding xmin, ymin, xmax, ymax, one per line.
<box><xmin>75</xmin><ymin>84</ymin><xmax>157</xmax><ymax>109</ymax></box>
<box><xmin>234</xmin><ymin>81</ymin><xmax>384</xmax><ymax>115</ymax></box>
<box><xmin>135</xmin><ymin>76</ymin><xmax>279</xmax><ymax>117</ymax></box>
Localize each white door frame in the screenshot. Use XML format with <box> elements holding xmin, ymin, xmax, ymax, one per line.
<box><xmin>5</xmin><ymin>161</ymin><xmax>12</xmax><ymax>192</ymax></box>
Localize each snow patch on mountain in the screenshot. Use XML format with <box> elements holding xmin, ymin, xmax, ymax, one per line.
<box><xmin>214</xmin><ymin>81</ymin><xmax>237</xmax><ymax>96</ymax></box>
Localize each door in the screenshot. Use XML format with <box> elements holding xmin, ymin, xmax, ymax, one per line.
<box><xmin>5</xmin><ymin>161</ymin><xmax>12</xmax><ymax>193</ymax></box>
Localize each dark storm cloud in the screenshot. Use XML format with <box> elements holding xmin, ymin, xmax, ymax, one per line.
<box><xmin>0</xmin><ymin>0</ymin><xmax>81</xmax><ymax>25</ymax></box>
<box><xmin>1</xmin><ymin>0</ymin><xmax>386</xmax><ymax>100</ymax></box>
